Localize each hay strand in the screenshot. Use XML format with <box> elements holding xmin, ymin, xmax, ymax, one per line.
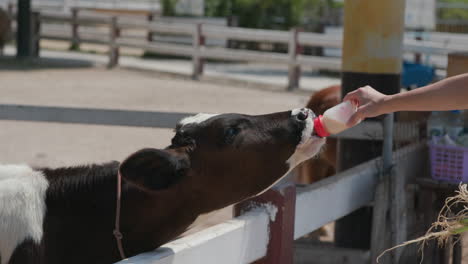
<box><xmin>377</xmin><ymin>183</ymin><xmax>468</xmax><ymax>263</ymax></box>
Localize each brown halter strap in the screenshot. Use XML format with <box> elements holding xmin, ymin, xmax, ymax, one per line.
<box><xmin>114</xmin><ymin>170</ymin><xmax>126</xmax><ymax>259</ymax></box>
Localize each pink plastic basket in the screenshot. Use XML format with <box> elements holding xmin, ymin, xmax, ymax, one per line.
<box><xmin>429</xmin><ymin>143</ymin><xmax>468</xmax><ymax>183</ymax></box>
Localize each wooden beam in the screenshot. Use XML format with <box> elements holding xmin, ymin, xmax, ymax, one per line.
<box><xmin>202</xmin><ymin>25</ymin><xmax>289</xmax><ymax>43</ymax></box>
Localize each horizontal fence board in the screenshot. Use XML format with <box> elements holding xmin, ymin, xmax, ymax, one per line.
<box><xmin>40</xmin><ymin>11</ymin><xmax>113</xmax><ymax>25</ymax></box>
<box><xmin>429</xmin><ymin>32</ymin><xmax>468</xmax><ymax>43</ymax></box>
<box><xmin>40</xmin><ymin>10</ymin><xmax>73</xmax><ymax>21</ymax></box>
<box><xmin>41</xmin><ymin>31</ymin><xmax>73</xmax><ymax>41</ymax></box>
<box><xmin>76</xmin><ymin>16</ymin><xmax>113</xmax><ymax>25</ymax></box>
<box><xmin>79</xmin><ymin>36</ymin><xmax>112</xmax><ymax>45</ymax></box>
<box><xmin>4</xmin><ymin>0</ymin><xmax>162</xmax><ymax>11</ymax></box>
<box><xmin>148</xmin><ymin>21</ymin><xmax>194</xmax><ymax>35</ymax></box>
<box><xmin>298</xmin><ymin>32</ymin><xmax>342</xmax><ymax>48</ymax></box>
<box><xmin>117</xmin><ymin>40</ymin><xmax>194</xmax><ymax>56</ymax></box>
<box><xmin>294</xmin><ymin>156</ymin><xmax>380</xmax><ymax>239</ymax></box>
<box><xmin>404</xmin><ymin>39</ymin><xmax>468</xmax><ymax>54</ymax></box>
<box><xmin>297</xmin><ymin>55</ymin><xmax>341</xmax><ymax>70</ymax></box>
<box><xmin>0</xmin><ymin>104</ymin><xmax>192</xmax><ymax>129</ymax></box>
<box><xmin>116</xmin><ymin>209</ymin><xmax>271</xmax><ymax>264</ymax></box>
<box><xmin>203</xmin><ymin>26</ymin><xmax>289</xmax><ymax>43</ymax></box>
<box><xmin>200</xmin><ymin>47</ymin><xmax>290</xmax><ymax>64</ymax></box>
<box><xmin>156</xmin><ymin>17</ymin><xmax>227</xmax><ymax>27</ymax></box>
<box><xmin>117</xmin><ymin>19</ymin><xmax>150</xmax><ymax>30</ymax></box>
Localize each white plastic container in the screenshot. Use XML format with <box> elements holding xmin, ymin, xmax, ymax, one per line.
<box><xmin>427</xmin><ymin>111</ymin><xmax>446</xmax><ymax>139</ymax></box>
<box><xmin>447</xmin><ymin>110</ymin><xmax>464</xmax><ymax>140</ymax></box>
<box><xmin>313</xmin><ymin>100</ymin><xmax>358</xmax><ymax>137</ymax></box>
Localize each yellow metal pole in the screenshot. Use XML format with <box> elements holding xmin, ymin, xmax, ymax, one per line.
<box><xmin>335</xmin><ymin>0</ymin><xmax>406</xmax><ymax>257</ymax></box>
<box><xmin>342</xmin><ymin>0</ymin><xmax>405</xmax><ymax>75</ymax></box>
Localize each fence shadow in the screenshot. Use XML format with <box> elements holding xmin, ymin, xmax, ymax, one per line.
<box><xmin>0</xmin><ymin>56</ymin><xmax>95</xmax><ymax>71</ymax></box>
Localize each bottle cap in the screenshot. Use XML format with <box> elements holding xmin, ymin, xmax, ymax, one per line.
<box><xmin>313</xmin><ymin>116</ymin><xmax>330</xmax><ymax>137</ymax></box>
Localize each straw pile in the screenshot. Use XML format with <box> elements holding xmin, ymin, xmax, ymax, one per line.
<box><xmin>377</xmin><ymin>183</ymin><xmax>468</xmax><ymax>263</ymax></box>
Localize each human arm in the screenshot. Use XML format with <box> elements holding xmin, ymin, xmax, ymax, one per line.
<box><xmin>343</xmin><ymin>73</ymin><xmax>468</xmax><ymax>126</ymax></box>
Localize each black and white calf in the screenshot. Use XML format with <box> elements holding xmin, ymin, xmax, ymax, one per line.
<box><xmin>0</xmin><ymin>109</ymin><xmax>325</xmax><ymax>264</ymax></box>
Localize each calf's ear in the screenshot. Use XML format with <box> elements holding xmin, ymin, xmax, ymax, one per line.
<box><xmin>119</xmin><ymin>148</ymin><xmax>190</xmax><ymax>191</ymax></box>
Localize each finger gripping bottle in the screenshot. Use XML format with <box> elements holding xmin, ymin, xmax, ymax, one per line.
<box><xmin>313</xmin><ymin>100</ymin><xmax>358</xmax><ymax>137</ymax></box>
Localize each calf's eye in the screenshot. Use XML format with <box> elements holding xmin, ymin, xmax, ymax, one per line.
<box><xmin>224</xmin><ymin>127</ymin><xmax>239</xmax><ymax>143</ymax></box>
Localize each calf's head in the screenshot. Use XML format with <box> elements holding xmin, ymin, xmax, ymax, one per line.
<box><xmin>120</xmin><ymin>109</ymin><xmax>325</xmax><ymax>211</ymax></box>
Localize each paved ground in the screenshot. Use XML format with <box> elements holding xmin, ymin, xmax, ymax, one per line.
<box><xmin>4</xmin><ymin>42</ymin><xmax>341</xmax><ymax>93</ymax></box>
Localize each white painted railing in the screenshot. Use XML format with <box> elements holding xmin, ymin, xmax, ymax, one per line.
<box><xmin>117</xmin><ymin>208</ymin><xmax>271</xmax><ymax>264</ymax></box>
<box><xmin>1</xmin><ymin>0</ymin><xmax>161</xmax><ymax>11</ymax></box>
<box><xmin>34</xmin><ymin>10</ymin><xmax>468</xmax><ymax>66</ymax></box>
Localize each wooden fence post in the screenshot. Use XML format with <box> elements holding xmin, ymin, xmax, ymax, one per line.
<box><xmin>16</xmin><ymin>0</ymin><xmax>32</xmax><ymax>58</ymax></box>
<box><xmin>31</xmin><ymin>11</ymin><xmax>40</xmax><ymax>57</ymax></box>
<box><xmin>70</xmin><ymin>8</ymin><xmax>79</xmax><ymax>50</ymax></box>
<box><xmin>227</xmin><ymin>16</ymin><xmax>238</xmax><ymax>49</ymax></box>
<box><xmin>147</xmin><ymin>12</ymin><xmax>154</xmax><ymax>42</ymax></box>
<box><xmin>288</xmin><ymin>27</ymin><xmax>301</xmax><ymax>91</ymax></box>
<box><xmin>108</xmin><ymin>16</ymin><xmax>119</xmax><ymax>68</ymax></box>
<box><xmin>235</xmin><ymin>182</ymin><xmax>296</xmax><ymax>264</ymax></box>
<box><xmin>192</xmin><ymin>23</ymin><xmax>204</xmax><ymax>80</ymax></box>
<box><xmin>7</xmin><ymin>2</ymin><xmax>14</xmax><ymax>18</ymax></box>
<box><xmin>414</xmin><ymin>29</ymin><xmax>423</xmax><ymax>64</ymax></box>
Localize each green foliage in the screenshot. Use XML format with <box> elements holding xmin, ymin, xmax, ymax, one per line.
<box><xmin>204</xmin><ymin>0</ymin><xmax>338</xmax><ymax>30</ymax></box>
<box><xmin>439</xmin><ymin>0</ymin><xmax>468</xmax><ymax>20</ymax></box>
<box><xmin>162</xmin><ymin>0</ymin><xmax>178</xmax><ymax>16</ymax></box>
<box><xmin>204</xmin><ymin>0</ymin><xmax>233</xmax><ymax>17</ymax></box>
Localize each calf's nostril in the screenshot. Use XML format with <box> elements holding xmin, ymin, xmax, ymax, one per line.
<box><xmin>297</xmin><ymin>111</ymin><xmax>308</xmax><ymax>121</ymax></box>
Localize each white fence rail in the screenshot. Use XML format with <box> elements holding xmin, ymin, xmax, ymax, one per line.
<box><xmin>1</xmin><ymin>0</ymin><xmax>161</xmax><ymax>11</ymax></box>
<box><xmin>117</xmin><ymin>209</ymin><xmax>271</xmax><ymax>264</ymax></box>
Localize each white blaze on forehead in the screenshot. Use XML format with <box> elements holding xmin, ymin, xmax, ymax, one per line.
<box><xmin>178</xmin><ymin>113</ymin><xmax>220</xmax><ymax>127</ymax></box>
<box><xmin>0</xmin><ymin>164</ymin><xmax>48</xmax><ymax>264</ymax></box>
<box><xmin>291</xmin><ymin>108</ymin><xmax>303</xmax><ymax>116</ymax></box>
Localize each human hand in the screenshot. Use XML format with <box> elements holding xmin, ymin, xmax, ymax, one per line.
<box><xmin>343</xmin><ymin>85</ymin><xmax>389</xmax><ymax>127</ymax></box>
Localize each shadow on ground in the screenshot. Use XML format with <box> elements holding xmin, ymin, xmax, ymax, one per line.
<box><xmin>0</xmin><ymin>56</ymin><xmax>94</xmax><ymax>70</ymax></box>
